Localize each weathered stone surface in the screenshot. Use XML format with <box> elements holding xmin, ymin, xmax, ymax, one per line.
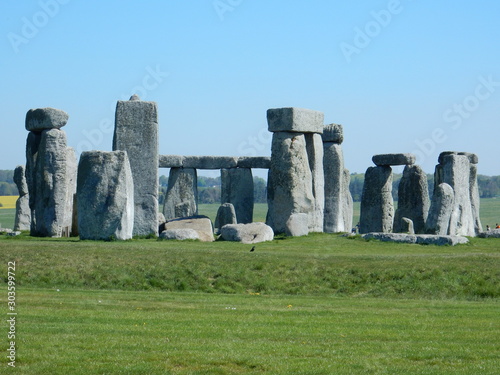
<box><xmin>359</xmin><ymin>166</ymin><xmax>394</xmax><ymax>234</ymax></box>
<box><xmin>215</xmin><ymin>203</ymin><xmax>237</xmax><ymax>233</ymax></box>
<box><xmin>285</xmin><ymin>213</ymin><xmax>309</xmax><ymax>237</ymax></box>
<box><xmin>478</xmin><ymin>229</ymin><xmax>500</xmax><ymax>238</ymax></box>
<box><xmin>322</xmin><ymin>124</ymin><xmax>343</xmax><ymax>144</ymax></box>
<box><xmin>158</xmin><ymin>212</ymin><xmax>166</xmax><ymax>225</ymax></box>
<box><xmin>236</xmin><ymin>156</ymin><xmax>271</xmax><ymax>169</ymax></box>
<box><xmin>441</xmin><ymin>154</ymin><xmax>475</xmax><ymax>236</ymax></box>
<box><xmin>32</xmin><ymin>129</ymin><xmax>74</xmax><ymax>237</ymax></box>
<box><xmin>25</xmin><ymin>108</ymin><xmax>69</xmax><ymax>132</ymax></box>
<box><xmin>163</xmin><ymin>215</ymin><xmax>214</xmax><ymax>242</ymax></box>
<box><xmin>469</xmin><ymin>164</ymin><xmax>482</xmax><ymax>235</ymax></box>
<box><xmin>183</xmin><ymin>156</ymin><xmax>238</xmax><ymax>169</ymax></box>
<box><xmin>159</xmin><ymin>155</ymin><xmax>184</xmax><ymax>168</ymax></box>
<box><xmin>221</xmin><ymin>168</ymin><xmax>254</xmax><ymax>224</ymax></box>
<box><xmin>113</xmin><ymin>97</ymin><xmax>158</xmax><ymax>236</ymax></box>
<box><xmin>401</xmin><ymin>217</ymin><xmax>415</xmax><ymax>234</ymax></box>
<box><xmin>362</xmin><ymin>233</ymin><xmax>468</xmax><ymax>246</ymax></box>
<box><xmin>163</xmin><ymin>168</ymin><xmax>198</xmax><ymax>220</ymax></box>
<box><xmin>220</xmin><ymin>222</ymin><xmax>274</xmax><ymax>244</ymax></box>
<box><xmin>77</xmin><ymin>151</ymin><xmax>134</xmax><ymax>241</ymax></box>
<box><xmin>323</xmin><ymin>142</ymin><xmax>347</xmax><ymax>232</ymax></box>
<box><xmin>372</xmin><ymin>153</ymin><xmax>416</xmax><ymax>166</ymax></box>
<box><xmin>160</xmin><ymin>228</ymin><xmax>199</xmax><ymax>241</ymax></box>
<box><xmin>14</xmin><ymin>165</ymin><xmax>28</xmax><ymax>196</ymax></box>
<box><xmin>343</xmin><ymin>169</ymin><xmax>354</xmax><ymax>232</ymax></box>
<box><xmin>438</xmin><ymin>151</ymin><xmax>478</xmax><ymax>165</ymax></box>
<box><xmin>305</xmin><ymin>133</ymin><xmax>324</xmax><ymax>232</ymax></box>
<box><xmin>64</xmin><ymin>148</ymin><xmax>77</xmax><ymax>231</ymax></box>
<box><xmin>14</xmin><ymin>195</ymin><xmax>30</xmax><ymax>231</ymax></box>
<box><xmin>394</xmin><ymin>165</ymin><xmax>430</xmax><ymax>234</ymax></box>
<box><xmin>267</xmin><ymin>107</ymin><xmax>324</xmax><ymax>133</ymax></box>
<box><xmin>25</xmin><ymin>131</ymin><xmax>42</xmax><ymax>211</ymax></box>
<box><xmin>266</xmin><ymin>132</ymin><xmax>315</xmax><ymax>233</ymax></box>
<box><xmin>425</xmin><ymin>183</ymin><xmax>454</xmax><ymax>235</ymax></box>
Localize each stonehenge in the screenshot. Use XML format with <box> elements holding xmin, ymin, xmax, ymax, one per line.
<box><xmin>15</xmin><ymin>101</ymin><xmax>484</xmax><ymax>243</ymax></box>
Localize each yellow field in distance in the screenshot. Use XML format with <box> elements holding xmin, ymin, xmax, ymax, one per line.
<box><xmin>0</xmin><ymin>196</ymin><xmax>18</xmax><ymax>209</ymax></box>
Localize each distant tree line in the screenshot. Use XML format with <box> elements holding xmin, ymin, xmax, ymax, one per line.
<box><xmin>0</xmin><ymin>170</ymin><xmax>17</xmax><ymax>196</ymax></box>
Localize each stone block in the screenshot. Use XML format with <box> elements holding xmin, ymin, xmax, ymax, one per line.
<box><xmin>25</xmin><ymin>108</ymin><xmax>69</xmax><ymax>132</ymax></box>
<box><xmin>220</xmin><ymin>222</ymin><xmax>274</xmax><ymax>244</ymax></box>
<box><xmin>159</xmin><ymin>155</ymin><xmax>185</xmax><ymax>168</ymax></box>
<box><xmin>372</xmin><ymin>153</ymin><xmax>416</xmax><ymax>166</ymax></box>
<box><xmin>236</xmin><ymin>156</ymin><xmax>271</xmax><ymax>169</ymax></box>
<box><xmin>322</xmin><ymin>123</ymin><xmax>343</xmax><ymax>143</ymax></box>
<box><xmin>267</xmin><ymin>107</ymin><xmax>324</xmax><ymax>133</ymax></box>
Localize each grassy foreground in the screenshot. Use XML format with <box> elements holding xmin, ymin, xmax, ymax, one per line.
<box><xmin>8</xmin><ymin>289</ymin><xmax>499</xmax><ymax>374</ymax></box>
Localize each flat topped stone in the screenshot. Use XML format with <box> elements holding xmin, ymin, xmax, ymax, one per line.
<box><xmin>267</xmin><ymin>107</ymin><xmax>324</xmax><ymax>133</ymax></box>
<box><xmin>372</xmin><ymin>153</ymin><xmax>416</xmax><ymax>166</ymax></box>
<box><xmin>322</xmin><ymin>124</ymin><xmax>343</xmax><ymax>143</ymax></box>
<box><xmin>438</xmin><ymin>151</ymin><xmax>478</xmax><ymax>165</ymax></box>
<box><xmin>26</xmin><ymin>108</ymin><xmax>69</xmax><ymax>132</ymax></box>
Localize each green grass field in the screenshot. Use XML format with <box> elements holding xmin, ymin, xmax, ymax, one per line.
<box><xmin>0</xmin><ymin>199</ymin><xmax>499</xmax><ymax>373</ymax></box>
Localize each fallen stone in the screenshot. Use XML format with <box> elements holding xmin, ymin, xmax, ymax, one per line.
<box><xmin>363</xmin><ymin>233</ymin><xmax>417</xmax><ymax>244</ymax></box>
<box><xmin>7</xmin><ymin>231</ymin><xmax>21</xmax><ymax>237</ymax></box>
<box><xmin>25</xmin><ymin>108</ymin><xmax>69</xmax><ymax>132</ymax></box>
<box><xmin>220</xmin><ymin>222</ymin><xmax>274</xmax><ymax>244</ymax></box>
<box><xmin>362</xmin><ymin>233</ymin><xmax>468</xmax><ymax>246</ymax></box>
<box><xmin>322</xmin><ymin>123</ymin><xmax>343</xmax><ymax>144</ymax></box>
<box><xmin>478</xmin><ymin>229</ymin><xmax>500</xmax><ymax>238</ymax></box>
<box><xmin>215</xmin><ymin>203</ymin><xmax>237</xmax><ymax>234</ymax></box>
<box><xmin>77</xmin><ymin>150</ymin><xmax>134</xmax><ymax>241</ymax></box>
<box><xmin>372</xmin><ymin>153</ymin><xmax>416</xmax><ymax>166</ymax></box>
<box><xmin>159</xmin><ymin>228</ymin><xmax>200</xmax><ymax>241</ymax></box>
<box><xmin>164</xmin><ymin>215</ymin><xmax>214</xmax><ymax>242</ymax></box>
<box><xmin>267</xmin><ymin>107</ymin><xmax>324</xmax><ymax>133</ymax></box>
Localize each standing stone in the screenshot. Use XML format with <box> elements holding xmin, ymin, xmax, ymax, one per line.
<box><xmin>113</xmin><ymin>95</ymin><xmax>159</xmax><ymax>236</ymax></box>
<box><xmin>25</xmin><ymin>131</ymin><xmax>42</xmax><ymax>212</ymax></box>
<box><xmin>343</xmin><ymin>169</ymin><xmax>354</xmax><ymax>232</ymax></box>
<box><xmin>221</xmin><ymin>168</ymin><xmax>254</xmax><ymax>224</ymax></box>
<box><xmin>426</xmin><ymin>183</ymin><xmax>454</xmax><ymax>235</ymax></box>
<box><xmin>394</xmin><ymin>165</ymin><xmax>430</xmax><ymax>234</ymax></box>
<box><xmin>13</xmin><ymin>165</ymin><xmax>30</xmax><ymax>231</ymax></box>
<box><xmin>266</xmin><ymin>132</ymin><xmax>315</xmax><ymax>234</ymax></box>
<box><xmin>64</xmin><ymin>148</ymin><xmax>77</xmax><ymax>231</ymax></box>
<box><xmin>440</xmin><ymin>154</ymin><xmax>475</xmax><ymax>236</ymax></box>
<box><xmin>469</xmin><ymin>164</ymin><xmax>483</xmax><ymax>235</ymax></box>
<box><xmin>32</xmin><ymin>129</ymin><xmax>73</xmax><ymax>237</ymax></box>
<box><xmin>214</xmin><ymin>203</ymin><xmax>237</xmax><ymax>234</ymax></box>
<box><xmin>305</xmin><ymin>133</ymin><xmax>324</xmax><ymax>232</ymax></box>
<box><xmin>77</xmin><ymin>151</ymin><xmax>134</xmax><ymax>241</ymax></box>
<box><xmin>163</xmin><ymin>168</ymin><xmax>198</xmax><ymax>220</ymax></box>
<box><xmin>323</xmin><ymin>142</ymin><xmax>346</xmax><ymax>232</ymax></box>
<box><xmin>359</xmin><ymin>166</ymin><xmax>394</xmax><ymax>234</ymax></box>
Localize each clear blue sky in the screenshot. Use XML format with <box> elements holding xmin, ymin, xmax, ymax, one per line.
<box><xmin>2</xmin><ymin>0</ymin><xmax>499</xmax><ymax>178</ymax></box>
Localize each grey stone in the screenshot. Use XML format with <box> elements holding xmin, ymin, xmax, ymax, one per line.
<box><xmin>363</xmin><ymin>233</ymin><xmax>417</xmax><ymax>244</ymax></box>
<box><xmin>31</xmin><ymin>129</ymin><xmax>74</xmax><ymax>237</ymax></box>
<box><xmin>77</xmin><ymin>151</ymin><xmax>134</xmax><ymax>241</ymax></box>
<box><xmin>359</xmin><ymin>166</ymin><xmax>394</xmax><ymax>234</ymax></box>
<box><xmin>159</xmin><ymin>155</ymin><xmax>185</xmax><ymax>168</ymax></box>
<box><xmin>221</xmin><ymin>168</ymin><xmax>254</xmax><ymax>224</ymax></box>
<box><xmin>220</xmin><ymin>222</ymin><xmax>274</xmax><ymax>244</ymax></box>
<box><xmin>25</xmin><ymin>108</ymin><xmax>69</xmax><ymax>132</ymax></box>
<box><xmin>285</xmin><ymin>213</ymin><xmax>309</xmax><ymax>237</ymax></box>
<box><xmin>266</xmin><ymin>132</ymin><xmax>315</xmax><ymax>233</ymax></box>
<box><xmin>343</xmin><ymin>169</ymin><xmax>354</xmax><ymax>232</ymax></box>
<box><xmin>175</xmin><ymin>201</ymin><xmax>194</xmax><ymax>218</ymax></box>
<box><xmin>323</xmin><ymin>142</ymin><xmax>348</xmax><ymax>233</ymax></box>
<box><xmin>372</xmin><ymin>153</ymin><xmax>416</xmax><ymax>166</ymax></box>
<box><xmin>129</xmin><ymin>94</ymin><xmax>140</xmax><ymax>101</ymax></box>
<box><xmin>236</xmin><ymin>156</ymin><xmax>271</xmax><ymax>169</ymax></box>
<box><xmin>215</xmin><ymin>203</ymin><xmax>237</xmax><ymax>234</ymax></box>
<box><xmin>64</xmin><ymin>148</ymin><xmax>77</xmax><ymax>231</ymax></box>
<box><xmin>183</xmin><ymin>156</ymin><xmax>238</xmax><ymax>169</ymax></box>
<box><xmin>159</xmin><ymin>228</ymin><xmax>200</xmax><ymax>241</ymax></box>
<box><xmin>113</xmin><ymin>98</ymin><xmax>159</xmax><ymax>236</ymax></box>
<box><xmin>305</xmin><ymin>133</ymin><xmax>324</xmax><ymax>232</ymax></box>
<box><xmin>163</xmin><ymin>168</ymin><xmax>198</xmax><ymax>221</ymax></box>
<box><xmin>394</xmin><ymin>165</ymin><xmax>430</xmax><ymax>234</ymax></box>
<box><xmin>25</xmin><ymin>131</ymin><xmax>42</xmax><ymax>211</ymax></box>
<box><xmin>322</xmin><ymin>124</ymin><xmax>343</xmax><ymax>144</ymax></box>
<box><xmin>438</xmin><ymin>151</ymin><xmax>478</xmax><ymax>165</ymax></box>
<box><xmin>478</xmin><ymin>229</ymin><xmax>500</xmax><ymax>238</ymax></box>
<box><xmin>425</xmin><ymin>183</ymin><xmax>454</xmax><ymax>235</ymax></box>
<box><xmin>440</xmin><ymin>154</ymin><xmax>475</xmax><ymax>236</ymax></box>
<box><xmin>401</xmin><ymin>217</ymin><xmax>415</xmax><ymax>234</ymax></box>
<box><xmin>416</xmin><ymin>235</ymin><xmax>469</xmax><ymax>246</ymax></box>
<box><xmin>164</xmin><ymin>215</ymin><xmax>214</xmax><ymax>242</ymax></box>
<box><xmin>7</xmin><ymin>231</ymin><xmax>21</xmax><ymax>237</ymax></box>
<box><xmin>14</xmin><ymin>195</ymin><xmax>30</xmax><ymax>231</ymax></box>
<box><xmin>158</xmin><ymin>212</ymin><xmax>166</xmax><ymax>225</ymax></box>
<box><xmin>267</xmin><ymin>107</ymin><xmax>324</xmax><ymax>133</ymax></box>
<box><xmin>469</xmin><ymin>164</ymin><xmax>483</xmax><ymax>235</ymax></box>
<box><xmin>14</xmin><ymin>165</ymin><xmax>28</xmax><ymax>196</ymax></box>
